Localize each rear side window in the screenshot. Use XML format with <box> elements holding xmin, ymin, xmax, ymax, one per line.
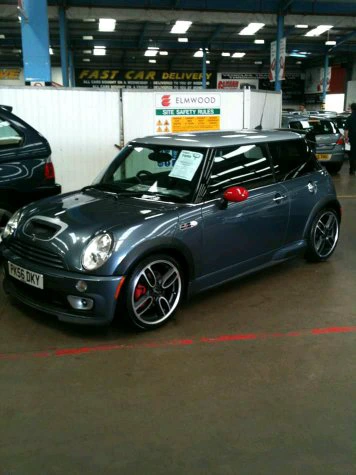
<box><xmin>207</xmin><ymin>143</ymin><xmax>275</xmax><ymax>197</ymax></box>
<box><xmin>268</xmin><ymin>139</ymin><xmax>318</xmax><ymax>181</ymax></box>
<box><xmin>307</xmin><ymin>119</ymin><xmax>337</xmax><ymax>134</ymax></box>
<box><xmin>0</xmin><ymin>119</ymin><xmax>22</xmax><ymax>147</ymax></box>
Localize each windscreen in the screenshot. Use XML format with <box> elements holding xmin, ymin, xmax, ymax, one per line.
<box><xmin>98</xmin><ymin>143</ymin><xmax>207</xmax><ymax>203</ymax></box>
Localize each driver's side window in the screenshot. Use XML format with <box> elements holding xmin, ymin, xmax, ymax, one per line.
<box><xmin>206</xmin><ymin>143</ymin><xmax>274</xmax><ymax>198</ymax></box>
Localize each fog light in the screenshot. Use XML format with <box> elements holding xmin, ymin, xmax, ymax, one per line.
<box><xmin>76</xmin><ymin>280</ymin><xmax>88</xmax><ymax>292</ymax></box>
<box><xmin>67</xmin><ymin>295</ymin><xmax>94</xmax><ymax>310</ymax></box>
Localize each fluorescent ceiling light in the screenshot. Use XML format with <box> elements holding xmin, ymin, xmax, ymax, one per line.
<box><xmin>98</xmin><ymin>18</ymin><xmax>116</xmax><ymax>32</ymax></box>
<box><xmin>93</xmin><ymin>48</ymin><xmax>106</xmax><ymax>56</ymax></box>
<box><xmin>239</xmin><ymin>23</ymin><xmax>264</xmax><ymax>36</ymax></box>
<box><xmin>221</xmin><ymin>52</ymin><xmax>230</xmax><ymax>57</ymax></box>
<box><xmin>94</xmin><ymin>45</ymin><xmax>105</xmax><ymax>49</ymax></box>
<box><xmin>83</xmin><ymin>58</ymin><xmax>91</xmax><ymax>62</ymax></box>
<box><xmin>305</xmin><ymin>25</ymin><xmax>333</xmax><ymax>37</ymax></box>
<box><xmin>178</xmin><ymin>37</ymin><xmax>188</xmax><ymax>42</ymax></box>
<box><xmin>206</xmin><ymin>60</ymin><xmax>210</xmax><ymax>64</ymax></box>
<box><xmin>254</xmin><ymin>61</ymin><xmax>263</xmax><ymax>64</ymax></box>
<box><xmin>83</xmin><ymin>18</ymin><xmax>96</xmax><ymax>22</ymax></box>
<box><xmin>83</xmin><ymin>49</ymin><xmax>92</xmax><ymax>54</ymax></box>
<box><xmin>49</xmin><ymin>48</ymin><xmax>54</xmax><ymax>55</ymax></box>
<box><xmin>0</xmin><ymin>34</ymin><xmax>5</xmax><ymax>39</ymax></box>
<box><xmin>296</xmin><ymin>61</ymin><xmax>302</xmax><ymax>64</ymax></box>
<box><xmin>83</xmin><ymin>35</ymin><xmax>93</xmax><ymax>40</ymax></box>
<box><xmin>232</xmin><ymin>52</ymin><xmax>246</xmax><ymax>58</ymax></box>
<box><xmin>254</xmin><ymin>39</ymin><xmax>265</xmax><ymax>44</ymax></box>
<box><xmin>159</xmin><ymin>51</ymin><xmax>168</xmax><ymax>55</ymax></box>
<box><xmin>170</xmin><ymin>20</ymin><xmax>192</xmax><ymax>34</ymax></box>
<box><xmin>193</xmin><ymin>50</ymin><xmax>204</xmax><ymax>57</ymax></box>
<box><xmin>149</xmin><ymin>59</ymin><xmax>156</xmax><ymax>63</ymax></box>
<box><xmin>296</xmin><ymin>24</ymin><xmax>308</xmax><ymax>28</ymax></box>
<box><xmin>148</xmin><ymin>46</ymin><xmax>159</xmax><ymax>50</ymax></box>
<box><xmin>325</xmin><ymin>40</ymin><xmax>336</xmax><ymax>46</ymax></box>
<box><xmin>145</xmin><ymin>50</ymin><xmax>158</xmax><ymax>57</ymax></box>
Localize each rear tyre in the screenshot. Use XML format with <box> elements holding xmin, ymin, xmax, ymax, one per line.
<box><xmin>122</xmin><ymin>254</ymin><xmax>183</xmax><ymax>331</ymax></box>
<box><xmin>325</xmin><ymin>163</ymin><xmax>343</xmax><ymax>174</ymax></box>
<box><xmin>305</xmin><ymin>208</ymin><xmax>339</xmax><ymax>262</ymax></box>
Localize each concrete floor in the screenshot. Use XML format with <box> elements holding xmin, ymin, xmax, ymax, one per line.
<box><xmin>1</xmin><ymin>166</ymin><xmax>355</xmax><ymax>474</ymax></box>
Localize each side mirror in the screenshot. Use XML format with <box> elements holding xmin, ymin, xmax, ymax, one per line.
<box><xmin>220</xmin><ymin>186</ymin><xmax>249</xmax><ymax>209</ymax></box>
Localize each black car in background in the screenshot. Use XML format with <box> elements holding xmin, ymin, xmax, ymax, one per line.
<box><xmin>0</xmin><ymin>105</ymin><xmax>61</xmax><ymax>231</ymax></box>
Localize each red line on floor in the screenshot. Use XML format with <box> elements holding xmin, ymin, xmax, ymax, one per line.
<box><xmin>0</xmin><ymin>325</ymin><xmax>355</xmax><ymax>361</ymax></box>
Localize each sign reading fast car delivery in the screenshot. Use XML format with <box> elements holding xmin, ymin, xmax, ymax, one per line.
<box><xmin>154</xmin><ymin>92</ymin><xmax>221</xmax><ymax>133</ymax></box>
<box><xmin>75</xmin><ymin>69</ymin><xmax>215</xmax><ymax>89</ymax></box>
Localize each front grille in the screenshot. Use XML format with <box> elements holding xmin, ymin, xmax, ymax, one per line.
<box><xmin>6</xmin><ymin>239</ymin><xmax>65</xmax><ymax>270</ymax></box>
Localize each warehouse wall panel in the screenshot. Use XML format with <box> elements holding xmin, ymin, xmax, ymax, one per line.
<box><xmin>0</xmin><ymin>87</ymin><xmax>120</xmax><ymax>192</ymax></box>
<box><xmin>247</xmin><ymin>90</ymin><xmax>282</xmax><ymax>129</ymax></box>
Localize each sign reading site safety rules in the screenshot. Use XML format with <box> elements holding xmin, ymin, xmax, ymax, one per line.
<box><xmin>154</xmin><ymin>92</ymin><xmax>221</xmax><ymax>134</ymax></box>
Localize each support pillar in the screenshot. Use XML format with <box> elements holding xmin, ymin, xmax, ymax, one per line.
<box><xmin>275</xmin><ymin>14</ymin><xmax>284</xmax><ymax>92</ymax></box>
<box><xmin>202</xmin><ymin>49</ymin><xmax>207</xmax><ymax>89</ymax></box>
<box><xmin>59</xmin><ymin>6</ymin><xmax>69</xmax><ymax>87</ymax></box>
<box><xmin>69</xmin><ymin>50</ymin><xmax>75</xmax><ymax>87</ymax></box>
<box><xmin>20</xmin><ymin>0</ymin><xmax>51</xmax><ymax>84</ymax></box>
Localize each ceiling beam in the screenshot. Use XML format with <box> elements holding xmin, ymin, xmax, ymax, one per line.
<box><xmin>328</xmin><ymin>30</ymin><xmax>356</xmax><ymax>52</ymax></box>
<box><xmin>207</xmin><ymin>25</ymin><xmax>224</xmax><ymax>49</ymax></box>
<box><xmin>279</xmin><ymin>0</ymin><xmax>294</xmax><ymax>13</ymax></box>
<box><xmin>138</xmin><ymin>22</ymin><xmax>149</xmax><ymax>48</ymax></box>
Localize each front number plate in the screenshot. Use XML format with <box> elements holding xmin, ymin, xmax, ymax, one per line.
<box><xmin>8</xmin><ymin>262</ymin><xmax>44</xmax><ymax>290</ymax></box>
<box><xmin>316</xmin><ymin>153</ymin><xmax>332</xmax><ymax>161</ymax></box>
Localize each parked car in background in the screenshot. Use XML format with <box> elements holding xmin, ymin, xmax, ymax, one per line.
<box><xmin>331</xmin><ymin>113</ymin><xmax>351</xmax><ymax>153</ymax></box>
<box><xmin>1</xmin><ymin>130</ymin><xmax>341</xmax><ymax>330</ymax></box>
<box><xmin>282</xmin><ymin>114</ymin><xmax>346</xmax><ymax>173</ymax></box>
<box><xmin>0</xmin><ymin>105</ymin><xmax>61</xmax><ymax>232</ymax></box>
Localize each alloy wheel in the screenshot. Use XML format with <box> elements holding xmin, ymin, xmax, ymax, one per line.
<box><xmin>131</xmin><ymin>259</ymin><xmax>182</xmax><ymax>326</ymax></box>
<box><xmin>313</xmin><ymin>210</ymin><xmax>339</xmax><ymax>259</ymax></box>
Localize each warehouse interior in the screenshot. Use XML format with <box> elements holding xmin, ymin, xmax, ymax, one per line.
<box><xmin>0</xmin><ymin>1</ymin><xmax>356</xmax><ymax>473</ymax></box>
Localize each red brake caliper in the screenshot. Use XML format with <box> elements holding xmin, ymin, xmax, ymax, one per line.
<box><xmin>134</xmin><ymin>284</ymin><xmax>147</xmax><ymax>300</ymax></box>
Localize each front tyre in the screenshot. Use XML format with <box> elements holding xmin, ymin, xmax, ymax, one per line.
<box><xmin>123</xmin><ymin>255</ymin><xmax>183</xmax><ymax>330</ymax></box>
<box><xmin>305</xmin><ymin>208</ymin><xmax>339</xmax><ymax>262</ymax></box>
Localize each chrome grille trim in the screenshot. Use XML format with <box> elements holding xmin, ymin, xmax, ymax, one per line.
<box><xmin>6</xmin><ymin>239</ymin><xmax>65</xmax><ymax>270</ymax></box>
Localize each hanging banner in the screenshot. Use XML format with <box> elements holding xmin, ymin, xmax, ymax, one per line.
<box><xmin>75</xmin><ymin>69</ymin><xmax>216</xmax><ymax>89</ymax></box>
<box><xmin>269</xmin><ymin>41</ymin><xmax>277</xmax><ymax>82</ymax></box>
<box><xmin>154</xmin><ymin>92</ymin><xmax>221</xmax><ymax>133</ymax></box>
<box><xmin>269</xmin><ymin>37</ymin><xmax>286</xmax><ymax>82</ymax></box>
<box><xmin>305</xmin><ymin>67</ymin><xmax>331</xmax><ymax>94</ymax></box>
<box><xmin>279</xmin><ymin>37</ymin><xmax>286</xmax><ymax>81</ymax></box>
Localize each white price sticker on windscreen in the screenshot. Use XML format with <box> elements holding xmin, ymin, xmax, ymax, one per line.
<box><xmin>169</xmin><ymin>150</ymin><xmax>203</xmax><ymax>181</ymax></box>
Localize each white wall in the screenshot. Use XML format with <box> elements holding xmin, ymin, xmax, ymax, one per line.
<box><xmin>244</xmin><ymin>90</ymin><xmax>282</xmax><ymax>129</ymax></box>
<box><xmin>346</xmin><ymin>81</ymin><xmax>356</xmax><ymax>108</ymax></box>
<box><xmin>0</xmin><ymin>87</ymin><xmax>120</xmax><ymax>192</ymax></box>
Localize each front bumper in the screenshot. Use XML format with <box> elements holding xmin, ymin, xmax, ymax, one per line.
<box><xmin>2</xmin><ymin>246</ymin><xmax>123</xmax><ymax>325</ymax></box>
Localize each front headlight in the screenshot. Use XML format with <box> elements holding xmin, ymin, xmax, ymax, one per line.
<box><xmin>82</xmin><ymin>233</ymin><xmax>113</xmax><ymax>271</ymax></box>
<box><xmin>3</xmin><ymin>210</ymin><xmax>21</xmax><ymax>239</ymax></box>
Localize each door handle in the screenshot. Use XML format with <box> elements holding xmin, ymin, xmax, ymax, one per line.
<box><xmin>273</xmin><ymin>193</ymin><xmax>286</xmax><ymax>203</ymax></box>
<box><xmin>308</xmin><ymin>181</ymin><xmax>317</xmax><ymax>194</ymax></box>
